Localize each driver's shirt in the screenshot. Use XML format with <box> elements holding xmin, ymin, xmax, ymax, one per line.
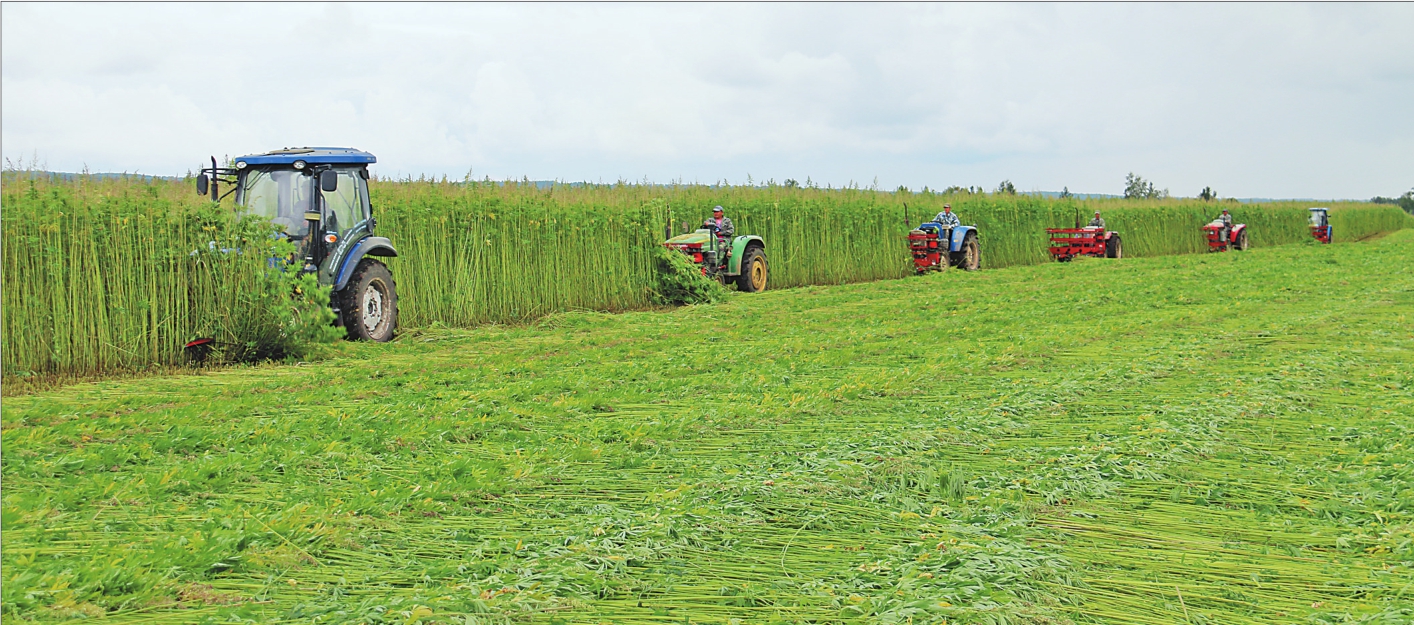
<box><xmin>934</xmin><ymin>212</ymin><xmax>960</xmax><ymax>227</ymax></box>
<box><xmin>712</xmin><ymin>216</ymin><xmax>735</xmax><ymax>238</ymax></box>
<box><xmin>1089</xmin><ymin>217</ymin><xmax>1106</xmax><ymax>228</ymax></box>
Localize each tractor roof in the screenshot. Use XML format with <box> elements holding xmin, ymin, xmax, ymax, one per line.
<box><xmin>235</xmin><ymin>147</ymin><xmax>376</xmax><ymax>167</ymax></box>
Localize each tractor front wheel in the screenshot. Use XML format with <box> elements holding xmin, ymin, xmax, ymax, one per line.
<box><xmin>343</xmin><ymin>258</ymin><xmax>398</xmax><ymax>342</ymax></box>
<box><xmin>956</xmin><ymin>233</ymin><xmax>981</xmax><ymax>271</ymax></box>
<box><xmin>736</xmin><ymin>246</ymin><xmax>768</xmax><ymax>292</ymax></box>
<box><xmin>1106</xmin><ymin>235</ymin><xmax>1123</xmax><ymax>259</ymax></box>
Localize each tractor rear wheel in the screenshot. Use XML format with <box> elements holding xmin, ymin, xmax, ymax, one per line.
<box><xmin>343</xmin><ymin>258</ymin><xmax>398</xmax><ymax>342</ymax></box>
<box><xmin>1105</xmin><ymin>235</ymin><xmax>1123</xmax><ymax>259</ymax></box>
<box><xmin>736</xmin><ymin>246</ymin><xmax>768</xmax><ymax>292</ymax></box>
<box><xmin>1235</xmin><ymin>230</ymin><xmax>1249</xmax><ymax>251</ymax></box>
<box><xmin>956</xmin><ymin>233</ymin><xmax>980</xmax><ymax>271</ymax></box>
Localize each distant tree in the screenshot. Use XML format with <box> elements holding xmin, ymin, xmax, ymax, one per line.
<box><xmin>1060</xmin><ymin>186</ymin><xmax>1072</xmax><ymax>199</ymax></box>
<box><xmin>1124</xmin><ymin>172</ymin><xmax>1168</xmax><ymax>200</ymax></box>
<box><xmin>942</xmin><ymin>185</ymin><xmax>969</xmax><ymax>195</ymax></box>
<box><xmin>1199</xmin><ymin>186</ymin><xmax>1216</xmax><ymax>201</ymax></box>
<box><xmin>996</xmin><ymin>180</ymin><xmax>1016</xmax><ymax>195</ymax></box>
<box><xmin>1372</xmin><ymin>189</ymin><xmax>1414</xmax><ymax>215</ymax></box>
<box><xmin>1124</xmin><ymin>173</ymin><xmax>1149</xmax><ymax>199</ymax></box>
<box><xmin>783</xmin><ymin>178</ymin><xmax>799</xmax><ymax>188</ymax></box>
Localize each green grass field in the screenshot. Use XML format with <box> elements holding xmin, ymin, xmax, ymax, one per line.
<box><xmin>4</xmin><ymin>232</ymin><xmax>1412</xmax><ymax>624</ymax></box>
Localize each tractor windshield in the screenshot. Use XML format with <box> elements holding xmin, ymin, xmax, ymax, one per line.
<box><xmin>238</xmin><ymin>168</ymin><xmax>313</xmax><ymax>238</ymax></box>
<box><xmin>1309</xmin><ymin>210</ymin><xmax>1327</xmax><ymax>227</ymax></box>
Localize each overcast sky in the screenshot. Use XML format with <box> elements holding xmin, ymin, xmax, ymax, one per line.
<box><xmin>4</xmin><ymin>3</ymin><xmax>1411</xmax><ymax>198</ymax></box>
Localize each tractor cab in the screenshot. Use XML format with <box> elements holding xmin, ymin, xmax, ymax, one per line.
<box><xmin>1308</xmin><ymin>207</ymin><xmax>1332</xmax><ymax>244</ymax></box>
<box><xmin>196</xmin><ymin>148</ymin><xmax>400</xmax><ymax>341</ymax></box>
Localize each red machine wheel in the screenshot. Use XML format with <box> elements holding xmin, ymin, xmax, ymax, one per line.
<box><xmin>1105</xmin><ymin>235</ymin><xmax>1123</xmax><ymax>259</ymax></box>
<box><xmin>1234</xmin><ymin>230</ymin><xmax>1249</xmax><ymax>251</ymax></box>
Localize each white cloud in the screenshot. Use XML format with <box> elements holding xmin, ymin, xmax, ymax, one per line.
<box><xmin>3</xmin><ymin>3</ymin><xmax>1411</xmax><ymax>197</ymax></box>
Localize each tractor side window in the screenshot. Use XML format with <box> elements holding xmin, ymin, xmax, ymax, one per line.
<box><xmin>320</xmin><ymin>169</ymin><xmax>364</xmax><ymax>239</ymax></box>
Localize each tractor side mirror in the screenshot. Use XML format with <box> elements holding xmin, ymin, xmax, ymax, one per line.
<box><xmin>319</xmin><ymin>170</ymin><xmax>339</xmax><ymax>193</ymax></box>
<box><xmin>196</xmin><ymin>174</ymin><xmax>209</xmax><ymax>196</ymax></box>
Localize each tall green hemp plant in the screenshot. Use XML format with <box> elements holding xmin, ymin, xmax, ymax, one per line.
<box><xmin>188</xmin><ymin>206</ymin><xmax>343</xmax><ymax>364</ymax></box>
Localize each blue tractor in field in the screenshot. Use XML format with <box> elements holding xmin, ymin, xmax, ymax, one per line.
<box><xmin>908</xmin><ymin>221</ymin><xmax>981</xmax><ymax>272</ymax></box>
<box><xmin>196</xmin><ymin>147</ymin><xmax>399</xmax><ymax>341</ymax></box>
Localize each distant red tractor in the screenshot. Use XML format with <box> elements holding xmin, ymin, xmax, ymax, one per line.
<box><xmin>1046</xmin><ymin>227</ymin><xmax>1122</xmax><ymax>262</ymax></box>
<box><xmin>1203</xmin><ymin>221</ymin><xmax>1248</xmax><ymax>252</ymax></box>
<box><xmin>1309</xmin><ymin>207</ymin><xmax>1332</xmax><ymax>244</ymax></box>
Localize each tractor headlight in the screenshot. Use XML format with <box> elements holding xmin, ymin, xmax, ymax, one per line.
<box><xmin>235</xmin><ymin>160</ymin><xmax>247</xmax><ymax>170</ymax></box>
<box><xmin>293</xmin><ymin>160</ymin><xmax>307</xmax><ymax>170</ymax></box>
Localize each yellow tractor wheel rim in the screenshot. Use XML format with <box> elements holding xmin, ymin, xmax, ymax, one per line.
<box><xmin>750</xmin><ymin>258</ymin><xmax>767</xmax><ymax>290</ymax></box>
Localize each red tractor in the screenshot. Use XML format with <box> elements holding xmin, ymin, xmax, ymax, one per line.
<box><xmin>1309</xmin><ymin>207</ymin><xmax>1332</xmax><ymax>244</ymax></box>
<box><xmin>1046</xmin><ymin>227</ymin><xmax>1122</xmax><ymax>261</ymax></box>
<box><xmin>1203</xmin><ymin>221</ymin><xmax>1248</xmax><ymax>252</ymax></box>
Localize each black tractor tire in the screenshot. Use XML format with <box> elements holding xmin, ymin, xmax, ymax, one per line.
<box><xmin>342</xmin><ymin>258</ymin><xmax>398</xmax><ymax>342</ymax></box>
<box><xmin>736</xmin><ymin>246</ymin><xmax>768</xmax><ymax>293</ymax></box>
<box><xmin>955</xmin><ymin>233</ymin><xmax>981</xmax><ymax>271</ymax></box>
<box><xmin>1105</xmin><ymin>235</ymin><xmax>1123</xmax><ymax>259</ymax></box>
<box><xmin>1234</xmin><ymin>230</ymin><xmax>1249</xmax><ymax>251</ymax></box>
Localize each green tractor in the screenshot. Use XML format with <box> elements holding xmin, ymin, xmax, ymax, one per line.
<box><xmin>663</xmin><ymin>223</ymin><xmax>769</xmax><ymax>292</ymax></box>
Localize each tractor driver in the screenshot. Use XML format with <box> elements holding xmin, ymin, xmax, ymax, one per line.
<box><xmin>1215</xmin><ymin>209</ymin><xmax>1233</xmax><ymax>242</ymax></box>
<box><xmin>1089</xmin><ymin>211</ymin><xmax>1106</xmax><ymax>229</ymax></box>
<box><xmin>933</xmin><ymin>204</ymin><xmax>961</xmax><ymax>228</ymax></box>
<box><xmin>706</xmin><ymin>205</ymin><xmax>735</xmax><ymax>239</ymax></box>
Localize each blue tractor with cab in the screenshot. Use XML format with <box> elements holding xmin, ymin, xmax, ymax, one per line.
<box><xmin>196</xmin><ymin>147</ymin><xmax>399</xmax><ymax>342</ymax></box>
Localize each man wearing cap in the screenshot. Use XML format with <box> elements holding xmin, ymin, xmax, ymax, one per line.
<box><xmin>1088</xmin><ymin>211</ymin><xmax>1106</xmax><ymax>229</ymax></box>
<box><xmin>706</xmin><ymin>206</ymin><xmax>735</xmax><ymax>239</ymax></box>
<box><xmin>933</xmin><ymin>204</ymin><xmax>960</xmax><ymax>228</ymax></box>
<box><xmin>1215</xmin><ymin>209</ymin><xmax>1233</xmax><ymax>242</ymax></box>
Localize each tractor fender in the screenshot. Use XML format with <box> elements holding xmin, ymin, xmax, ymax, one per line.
<box><xmin>727</xmin><ymin>235</ymin><xmax>765</xmax><ymax>276</ymax></box>
<box><xmin>334</xmin><ymin>236</ymin><xmax>398</xmax><ymax>291</ymax></box>
<box><xmin>1231</xmin><ymin>224</ymin><xmax>1247</xmax><ymax>236</ymax></box>
<box><xmin>949</xmin><ymin>226</ymin><xmax>976</xmax><ymax>252</ymax></box>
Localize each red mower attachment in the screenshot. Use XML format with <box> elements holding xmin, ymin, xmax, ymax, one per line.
<box><xmin>1046</xmin><ymin>227</ymin><xmax>1122</xmax><ymax>262</ymax></box>
<box><xmin>666</xmin><ymin>241</ymin><xmax>707</xmax><ymax>272</ymax></box>
<box><xmin>1203</xmin><ymin>222</ymin><xmax>1248</xmax><ymax>252</ymax></box>
<box><xmin>909</xmin><ymin>228</ymin><xmax>946</xmax><ymax>273</ymax></box>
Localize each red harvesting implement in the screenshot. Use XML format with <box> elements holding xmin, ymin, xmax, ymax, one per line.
<box><xmin>1203</xmin><ymin>221</ymin><xmax>1248</xmax><ymax>252</ymax></box>
<box><xmin>1046</xmin><ymin>227</ymin><xmax>1122</xmax><ymax>262</ymax></box>
<box><xmin>909</xmin><ymin>228</ymin><xmax>945</xmax><ymax>272</ymax></box>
